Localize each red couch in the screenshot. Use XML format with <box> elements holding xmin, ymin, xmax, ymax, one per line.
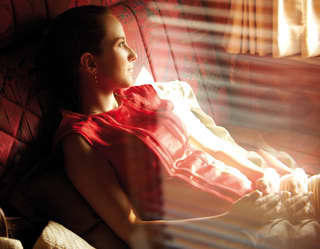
<box><xmin>0</xmin><ymin>0</ymin><xmax>227</xmax><ymax>247</ymax></box>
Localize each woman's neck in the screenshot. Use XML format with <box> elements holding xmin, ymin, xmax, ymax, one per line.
<box><xmin>80</xmin><ymin>90</ymin><xmax>118</xmax><ymax>115</ymax></box>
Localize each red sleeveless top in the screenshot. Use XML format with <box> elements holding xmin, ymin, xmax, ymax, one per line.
<box><xmin>55</xmin><ymin>84</ymin><xmax>252</xmax><ymax>219</ymax></box>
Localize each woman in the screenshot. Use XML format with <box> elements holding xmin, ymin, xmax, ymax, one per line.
<box><xmin>39</xmin><ymin>5</ymin><xmax>293</xmax><ymax>248</ymax></box>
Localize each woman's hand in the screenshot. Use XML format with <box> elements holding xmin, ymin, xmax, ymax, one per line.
<box><xmin>227</xmin><ymin>190</ymin><xmax>281</xmax><ymax>226</ymax></box>
<box><xmin>280</xmin><ymin>192</ymin><xmax>312</xmax><ymax>224</ymax></box>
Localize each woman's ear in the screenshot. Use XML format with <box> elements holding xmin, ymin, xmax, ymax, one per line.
<box><xmin>80</xmin><ymin>52</ymin><xmax>97</xmax><ymax>74</ymax></box>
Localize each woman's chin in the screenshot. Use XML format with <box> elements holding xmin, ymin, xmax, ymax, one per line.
<box><xmin>125</xmin><ymin>79</ymin><xmax>135</xmax><ymax>88</ymax></box>
<box><xmin>115</xmin><ymin>80</ymin><xmax>133</xmax><ymax>90</ymax></box>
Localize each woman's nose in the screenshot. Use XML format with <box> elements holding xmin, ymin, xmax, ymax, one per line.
<box><xmin>128</xmin><ymin>46</ymin><xmax>138</xmax><ymax>62</ymax></box>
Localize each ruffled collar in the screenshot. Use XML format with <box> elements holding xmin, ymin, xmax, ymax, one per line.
<box><xmin>61</xmin><ymin>84</ymin><xmax>173</xmax><ymax>120</ymax></box>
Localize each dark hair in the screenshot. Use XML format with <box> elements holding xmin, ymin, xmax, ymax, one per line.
<box><xmin>38</xmin><ymin>5</ymin><xmax>110</xmax><ymax>111</ymax></box>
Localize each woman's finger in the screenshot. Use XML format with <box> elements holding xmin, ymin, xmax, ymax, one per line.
<box><xmin>287</xmin><ymin>193</ymin><xmax>310</xmax><ymax>213</ymax></box>
<box><xmin>246</xmin><ymin>190</ymin><xmax>262</xmax><ymax>202</ymax></box>
<box><xmin>280</xmin><ymin>191</ymin><xmax>291</xmax><ymax>201</ymax></box>
<box><xmin>232</xmin><ymin>190</ymin><xmax>261</xmax><ymax>210</ymax></box>
<box><xmin>255</xmin><ymin>193</ymin><xmax>280</xmax><ymax>209</ymax></box>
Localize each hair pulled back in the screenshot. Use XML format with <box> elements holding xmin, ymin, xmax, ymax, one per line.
<box><xmin>38</xmin><ymin>5</ymin><xmax>110</xmax><ymax>111</ymax></box>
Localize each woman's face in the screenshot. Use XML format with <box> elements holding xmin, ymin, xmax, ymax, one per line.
<box><xmin>95</xmin><ymin>15</ymin><xmax>137</xmax><ymax>91</ymax></box>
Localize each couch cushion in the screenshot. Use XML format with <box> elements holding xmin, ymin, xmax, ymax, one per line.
<box><xmin>0</xmin><ymin>42</ymin><xmax>44</xmax><ymax>189</ymax></box>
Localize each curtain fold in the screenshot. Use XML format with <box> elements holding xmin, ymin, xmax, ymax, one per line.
<box><xmin>302</xmin><ymin>0</ymin><xmax>320</xmax><ymax>57</ymax></box>
<box><xmin>224</xmin><ymin>0</ymin><xmax>320</xmax><ymax>58</ymax></box>
<box><xmin>224</xmin><ymin>0</ymin><xmax>243</xmax><ymax>54</ymax></box>
<box><xmin>273</xmin><ymin>0</ymin><xmax>304</xmax><ymax>57</ymax></box>
<box><xmin>256</xmin><ymin>0</ymin><xmax>273</xmax><ymax>55</ymax></box>
<box><xmin>224</xmin><ymin>0</ymin><xmax>272</xmax><ymax>56</ymax></box>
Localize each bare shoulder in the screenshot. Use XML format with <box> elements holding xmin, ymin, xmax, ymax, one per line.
<box><xmin>61</xmin><ymin>134</ymin><xmax>99</xmax><ymax>173</ymax></box>
<box><xmin>63</xmin><ymin>134</ymin><xmax>92</xmax><ymax>156</ymax></box>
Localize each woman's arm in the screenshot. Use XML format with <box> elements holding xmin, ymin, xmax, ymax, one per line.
<box><xmin>62</xmin><ymin>134</ymin><xmax>281</xmax><ymax>246</ymax></box>
<box><xmin>63</xmin><ymin>134</ymin><xmax>144</xmax><ymax>244</ymax></box>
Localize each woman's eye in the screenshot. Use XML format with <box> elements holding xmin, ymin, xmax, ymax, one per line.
<box><xmin>119</xmin><ymin>41</ymin><xmax>125</xmax><ymax>47</ymax></box>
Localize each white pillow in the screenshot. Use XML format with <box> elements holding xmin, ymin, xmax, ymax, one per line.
<box><xmin>33</xmin><ymin>221</ymin><xmax>95</xmax><ymax>249</ymax></box>
<box><xmin>0</xmin><ymin>237</ymin><xmax>23</xmax><ymax>249</ymax></box>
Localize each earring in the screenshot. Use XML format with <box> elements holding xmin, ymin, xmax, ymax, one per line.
<box><xmin>93</xmin><ymin>71</ymin><xmax>98</xmax><ymax>85</ymax></box>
